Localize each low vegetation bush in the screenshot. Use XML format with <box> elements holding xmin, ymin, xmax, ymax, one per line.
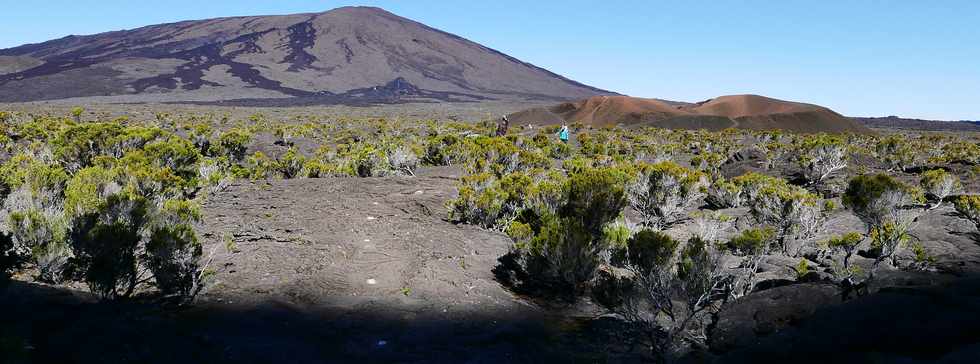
<box><xmin>210</xmin><ymin>128</ymin><xmax>252</xmax><ymax>162</ymax></box>
<box><xmin>724</xmin><ymin>227</ymin><xmax>775</xmax><ymax>297</ymax></box>
<box><xmin>942</xmin><ymin>141</ymin><xmax>980</xmax><ymax>165</ymax></box>
<box><xmin>876</xmin><ymin>135</ymin><xmax>918</xmax><ymax>172</ymax></box>
<box><xmin>600</xmin><ymin>227</ymin><xmax>735</xmax><ymax>360</ymax></box>
<box><xmin>448</xmin><ymin>172</ymin><xmax>534</xmax><ymax>229</ymax></box>
<box><xmin>743</xmin><ymin>173</ymin><xmax>826</xmax><ymax>256</ymax></box>
<box><xmin>953</xmin><ymin>195</ymin><xmax>980</xmax><ymax>231</ymax></box>
<box><xmin>705</xmin><ymin>177</ymin><xmax>743</xmax><ymax>209</ymax></box>
<box><xmin>842</xmin><ymin>174</ymin><xmax>923</xmax><ymax>285</ymax></box>
<box><xmin>796</xmin><ymin>134</ymin><xmax>848</xmax><ymax>185</ymax></box>
<box><xmin>627</xmin><ymin>162</ymin><xmax>706</xmax><ymax>229</ymax></box>
<box><xmin>144</xmin><ymin>200</ymin><xmax>203</xmax><ymax>298</ymax></box>
<box><xmin>0</xmin><ymin>115</ymin><xmax>209</xmax><ymax>301</ymax></box>
<box><xmin>821</xmin><ymin>232</ymin><xmax>864</xmax><ymax>286</ymax></box>
<box><xmin>500</xmin><ymin>167</ymin><xmax>628</xmax><ymax>297</ymax></box>
<box><xmin>920</xmin><ymin>169</ymin><xmax>961</xmax><ymax>209</ymax></box>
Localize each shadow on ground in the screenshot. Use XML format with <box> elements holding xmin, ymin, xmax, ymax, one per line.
<box><xmin>716</xmin><ymin>277</ymin><xmax>980</xmax><ymax>364</ymax></box>
<box><xmin>3</xmin><ymin>277</ymin><xmax>980</xmax><ymax>363</ymax></box>
<box><xmin>0</xmin><ymin>280</ymin><xmax>646</xmax><ymax>364</ymax></box>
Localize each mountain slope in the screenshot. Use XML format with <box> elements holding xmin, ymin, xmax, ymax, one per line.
<box><xmin>686</xmin><ymin>95</ymin><xmax>869</xmax><ymax>133</ymax></box>
<box><xmin>508</xmin><ymin>95</ymin><xmax>871</xmax><ymax>133</ymax></box>
<box><xmin>0</xmin><ymin>7</ymin><xmax>612</xmax><ymax>104</ymax></box>
<box><xmin>853</xmin><ymin>116</ymin><xmax>980</xmax><ymax>132</ymax></box>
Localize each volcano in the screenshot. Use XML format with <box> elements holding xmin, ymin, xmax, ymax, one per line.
<box><xmin>508</xmin><ymin>94</ymin><xmax>871</xmax><ymax>133</ymax></box>
<box><xmin>0</xmin><ymin>7</ymin><xmax>612</xmax><ymax>105</ymax></box>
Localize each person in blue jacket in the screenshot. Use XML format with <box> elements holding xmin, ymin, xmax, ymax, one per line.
<box><xmin>558</xmin><ymin>123</ymin><xmax>570</xmax><ymax>143</ymax></box>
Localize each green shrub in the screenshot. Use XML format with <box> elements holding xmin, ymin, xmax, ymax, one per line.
<box><xmin>8</xmin><ymin>209</ymin><xmax>70</xmax><ymax>283</ymax></box>
<box><xmin>337</xmin><ymin>143</ymin><xmax>392</xmax><ymax>177</ymax></box>
<box><xmin>726</xmin><ymin>227</ymin><xmax>775</xmax><ymax>256</ymax></box>
<box><xmin>277</xmin><ymin>147</ymin><xmax>306</xmax><ymax>179</ymax></box>
<box><xmin>114</xmin><ymin>151</ymin><xmax>188</xmax><ymax>201</ymax></box>
<box><xmin>705</xmin><ymin>178</ymin><xmax>743</xmax><ymax>209</ymax></box>
<box><xmin>51</xmin><ymin>122</ymin><xmax>138</xmax><ymax>171</ymax></box>
<box><xmin>240</xmin><ymin>152</ymin><xmax>277</xmax><ymax>180</ymax></box>
<box><xmin>822</xmin><ymin>232</ymin><xmax>865</xmax><ymax>284</ymax></box>
<box><xmin>210</xmin><ymin>128</ymin><xmax>252</xmax><ymax>161</ymax></box>
<box><xmin>387</xmin><ymin>145</ymin><xmax>420</xmax><ymax>176</ymax></box>
<box><xmin>690</xmin><ymin>151</ymin><xmax>726</xmax><ymax>176</ymax></box>
<box><xmin>797</xmin><ymin>134</ymin><xmax>848</xmax><ymax>185</ymax></box>
<box><xmin>843</xmin><ymin>174</ymin><xmax>920</xmax><ymax>227</ymax></box>
<box><xmin>744</xmin><ymin>175</ymin><xmax>824</xmax><ymax>255</ymax></box>
<box><xmin>142</xmin><ymin>136</ymin><xmax>200</xmax><ymax>180</ymax></box>
<box><xmin>562</xmin><ymin>167</ymin><xmax>629</xmax><ymax>234</ymax></box>
<box><xmin>627</xmin><ymin>161</ymin><xmax>706</xmax><ymax>229</ymax></box>
<box><xmin>187</xmin><ymin>122</ymin><xmax>213</xmax><ymax>153</ymax></box>
<box><xmin>919</xmin><ymin>169</ymin><xmax>961</xmax><ymax>208</ymax></box>
<box><xmin>548</xmin><ymin>140</ymin><xmax>571</xmax><ymax>159</ymax></box>
<box><xmin>842</xmin><ymin>174</ymin><xmax>922</xmax><ymax>281</ymax></box>
<box><xmin>197</xmin><ymin>157</ymin><xmax>231</xmax><ymax>193</ymax></box>
<box><xmin>0</xmin><ymin>154</ymin><xmax>69</xmax><ymax>195</ymax></box>
<box><xmin>622</xmin><ymin>229</ymin><xmax>679</xmax><ymax>274</ymax></box>
<box><xmin>953</xmin><ymin>195</ymin><xmax>980</xmax><ymax>231</ymax></box>
<box><xmin>300</xmin><ymin>159</ymin><xmax>339</xmax><ymax>178</ymax></box>
<box><xmin>70</xmin><ymin>107</ymin><xmax>85</xmax><ymax>122</ymax></box>
<box><xmin>603</xmin><ymin>231</ymin><xmax>728</xmax><ymax>360</ymax></box>
<box><xmin>447</xmin><ymin>172</ymin><xmax>533</xmax><ymax>229</ymax></box>
<box><xmin>793</xmin><ymin>259</ymin><xmax>810</xmax><ymax>279</ymax></box>
<box><xmin>502</xmin><ymin>167</ymin><xmax>628</xmax><ymax>296</ymax></box>
<box><xmin>462</xmin><ymin>136</ymin><xmax>552</xmax><ymax>176</ymax></box>
<box><xmin>942</xmin><ymin>141</ymin><xmax>980</xmax><ymax>165</ymax></box>
<box><xmin>732</xmin><ymin>172</ymin><xmax>782</xmax><ymax>202</ymax></box>
<box><xmin>601</xmin><ymin>220</ymin><xmax>632</xmax><ymax>249</ymax></box>
<box><xmin>875</xmin><ymin>135</ymin><xmax>917</xmax><ymax>172</ymax></box>
<box><xmin>145</xmin><ymin>200</ymin><xmax>203</xmax><ymax>299</ymax></box>
<box><xmin>69</xmin><ymin>194</ymin><xmax>148</xmax><ymax>300</ymax></box>
<box><xmin>526</xmin><ymin>171</ymin><xmax>569</xmax><ymax>216</ymax></box>
<box><xmin>64</xmin><ymin>166</ymin><xmax>119</xmax><ymax>217</ymax></box>
<box><xmin>423</xmin><ymin>134</ymin><xmax>465</xmax><ymax>166</ymax></box>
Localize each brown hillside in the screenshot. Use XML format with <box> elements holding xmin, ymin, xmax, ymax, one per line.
<box><xmin>687</xmin><ymin>94</ymin><xmax>817</xmax><ymax>118</ymax></box>
<box><xmin>559</xmin><ymin>96</ymin><xmax>686</xmax><ymax>127</ymax></box>
<box><xmin>509</xmin><ymin>94</ymin><xmax>870</xmax><ymax>133</ymax></box>
<box><xmin>508</xmin><ymin>96</ymin><xmax>695</xmax><ymax>128</ymax></box>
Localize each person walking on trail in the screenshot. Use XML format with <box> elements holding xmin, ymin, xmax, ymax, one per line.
<box><xmin>495</xmin><ymin>115</ymin><xmax>510</xmax><ymax>137</ymax></box>
<box><xmin>558</xmin><ymin>123</ymin><xmax>570</xmax><ymax>143</ymax></box>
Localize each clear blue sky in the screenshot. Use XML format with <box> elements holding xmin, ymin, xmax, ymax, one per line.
<box><xmin>2</xmin><ymin>1</ymin><xmax>978</xmax><ymax>120</ymax></box>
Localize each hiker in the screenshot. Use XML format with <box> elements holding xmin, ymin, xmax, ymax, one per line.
<box><xmin>495</xmin><ymin>115</ymin><xmax>509</xmax><ymax>137</ymax></box>
<box><xmin>558</xmin><ymin>123</ymin><xmax>570</xmax><ymax>143</ymax></box>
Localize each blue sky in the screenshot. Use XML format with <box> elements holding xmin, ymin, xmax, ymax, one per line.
<box><xmin>2</xmin><ymin>1</ymin><xmax>978</xmax><ymax>120</ymax></box>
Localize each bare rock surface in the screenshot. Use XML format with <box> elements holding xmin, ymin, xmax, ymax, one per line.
<box><xmin>197</xmin><ymin>174</ymin><xmax>521</xmax><ymax>318</ymax></box>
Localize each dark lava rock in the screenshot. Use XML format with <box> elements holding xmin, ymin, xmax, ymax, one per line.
<box><xmin>720</xmin><ymin>147</ymin><xmax>768</xmax><ymax>179</ymax></box>
<box><xmin>716</xmin><ymin>278</ymin><xmax>980</xmax><ymax>363</ymax></box>
<box><xmin>710</xmin><ymin>283</ymin><xmax>841</xmax><ymax>353</ymax></box>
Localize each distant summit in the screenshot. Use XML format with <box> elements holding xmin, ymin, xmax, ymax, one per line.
<box><xmin>852</xmin><ymin>115</ymin><xmax>980</xmax><ymax>132</ymax></box>
<box><xmin>508</xmin><ymin>94</ymin><xmax>871</xmax><ymax>133</ymax></box>
<box><xmin>0</xmin><ymin>7</ymin><xmax>612</xmax><ymax>104</ymax></box>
